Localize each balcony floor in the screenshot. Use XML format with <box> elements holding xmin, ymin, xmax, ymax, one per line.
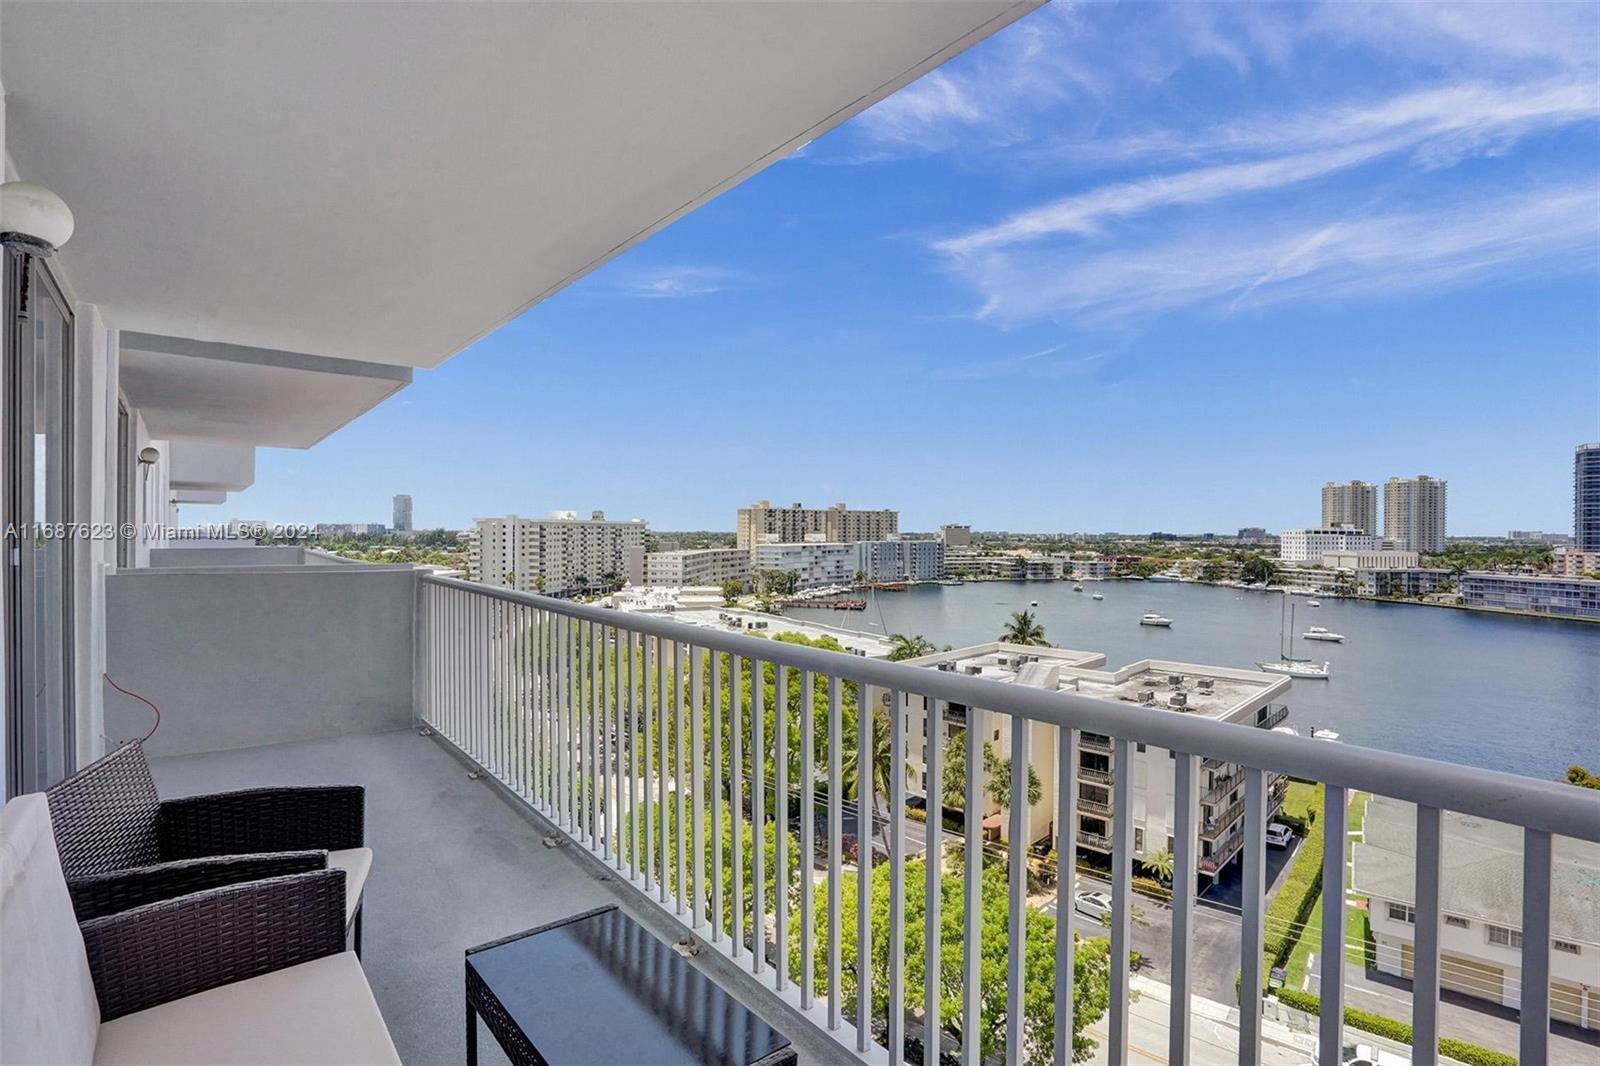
<box><xmin>151</xmin><ymin>728</ymin><xmax>854</xmax><ymax>1066</ymax></box>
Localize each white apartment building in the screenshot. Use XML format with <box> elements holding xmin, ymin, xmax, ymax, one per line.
<box><xmin>1322</xmin><ymin>480</ymin><xmax>1379</xmax><ymax>535</ymax></box>
<box><xmin>735</xmin><ymin>500</ymin><xmax>898</xmax><ymax>550</ymax></box>
<box><xmin>878</xmin><ymin>645</ymin><xmax>1292</xmax><ymax>880</ymax></box>
<box><xmin>1279</xmin><ymin>527</ymin><xmax>1383</xmax><ymax>564</ymax></box>
<box><xmin>1384</xmin><ymin>475</ymin><xmax>1448</xmax><ymax>553</ymax></box>
<box><xmin>1355</xmin><ymin>795</ymin><xmax>1600</xmax><ymax>1029</ymax></box>
<box><xmin>1068</xmin><ymin>558</ymin><xmax>1114</xmax><ymax>580</ymax></box>
<box><xmin>752</xmin><ymin>539</ymin><xmax>941</xmax><ymax>589</ymax></box>
<box><xmin>640</xmin><ymin>548</ymin><xmax>751</xmax><ymax>588</ymax></box>
<box><xmin>1321</xmin><ymin>549</ymin><xmax>1420</xmax><ymax>570</ymax></box>
<box><xmin>471</xmin><ymin>511</ymin><xmax>648</xmax><ymax>596</ymax></box>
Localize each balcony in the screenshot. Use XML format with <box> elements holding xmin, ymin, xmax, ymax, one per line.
<box><xmin>89</xmin><ymin>571</ymin><xmax>1597</xmax><ymax>1066</ymax></box>
<box><xmin>1256</xmin><ymin>703</ymin><xmax>1290</xmax><ymax>731</ymax></box>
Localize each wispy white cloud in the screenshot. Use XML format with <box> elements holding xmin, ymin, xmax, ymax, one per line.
<box><xmin>932</xmin><ymin>343</ymin><xmax>1071</xmax><ymax>381</ymax></box>
<box><xmin>620</xmin><ymin>266</ymin><xmax>735</xmax><ymax>299</ymax></box>
<box><xmin>938</xmin><ymin>79</ymin><xmax>1599</xmax><ymax>256</ymax></box>
<box><xmin>949</xmin><ymin>184</ymin><xmax>1599</xmax><ymax>324</ymax></box>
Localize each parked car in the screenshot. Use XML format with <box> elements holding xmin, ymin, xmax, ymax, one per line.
<box><xmin>1073</xmin><ymin>889</ymin><xmax>1113</xmax><ymax>922</ymax></box>
<box><xmin>1265</xmin><ymin>822</ymin><xmax>1295</xmax><ymax>848</ymax></box>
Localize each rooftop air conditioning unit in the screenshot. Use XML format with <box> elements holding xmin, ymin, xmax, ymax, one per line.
<box><xmin>1197</xmin><ymin>677</ymin><xmax>1216</xmax><ymax>692</ymax></box>
<box><xmin>1169</xmin><ymin>691</ymin><xmax>1188</xmax><ymax>708</ymax></box>
<box><xmin>1138</xmin><ymin>690</ymin><xmax>1156</xmax><ymax>705</ymax></box>
<box><xmin>965</xmin><ymin>665</ymin><xmax>982</xmax><ymax>676</ymax></box>
<box><xmin>1168</xmin><ymin>674</ymin><xmax>1185</xmax><ymax>687</ymax></box>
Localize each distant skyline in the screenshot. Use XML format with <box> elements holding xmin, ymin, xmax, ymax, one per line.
<box><xmin>204</xmin><ymin>1</ymin><xmax>1600</xmax><ymax>535</ymax></box>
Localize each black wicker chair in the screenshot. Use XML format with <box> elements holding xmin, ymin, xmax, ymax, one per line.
<box><xmin>1</xmin><ymin>791</ymin><xmax>399</xmax><ymax>1063</ymax></box>
<box><xmin>46</xmin><ymin>741</ymin><xmax>369</xmax><ymax>955</ymax></box>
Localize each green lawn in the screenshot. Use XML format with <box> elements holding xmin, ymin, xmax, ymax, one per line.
<box><xmin>1284</xmin><ymin>790</ymin><xmax>1373</xmax><ymax>988</ymax></box>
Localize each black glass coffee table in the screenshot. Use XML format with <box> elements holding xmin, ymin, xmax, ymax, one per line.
<box><xmin>465</xmin><ymin>905</ymin><xmax>797</xmax><ymax>1066</ymax></box>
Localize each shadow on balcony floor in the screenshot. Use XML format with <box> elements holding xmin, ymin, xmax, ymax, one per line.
<box><xmin>151</xmin><ymin>728</ymin><xmax>854</xmax><ymax>1065</ymax></box>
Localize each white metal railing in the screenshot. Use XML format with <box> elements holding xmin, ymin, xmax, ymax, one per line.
<box><xmin>416</xmin><ymin>575</ymin><xmax>1599</xmax><ymax>1066</ymax></box>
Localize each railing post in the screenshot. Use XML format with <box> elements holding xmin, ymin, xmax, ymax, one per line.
<box><xmin>1319</xmin><ymin>784</ymin><xmax>1348</xmax><ymax>1066</ymax></box>
<box><xmin>1520</xmin><ymin>827</ymin><xmax>1553</xmax><ymax>1065</ymax></box>
<box><xmin>1239</xmin><ymin>766</ymin><xmax>1267</xmax><ymax>1066</ymax></box>
<box><xmin>924</xmin><ymin>696</ymin><xmax>943</xmax><ymax>1066</ymax></box>
<box><xmin>888</xmin><ymin>689</ymin><xmax>906</xmax><ymax>1063</ymax></box>
<box><xmin>961</xmin><ymin>706</ymin><xmax>986</xmax><ymax>1066</ymax></box>
<box><xmin>1108</xmin><ymin>738</ymin><xmax>1133</xmax><ymax>1066</ymax></box>
<box><xmin>827</xmin><ymin>674</ymin><xmax>843</xmax><ymax>1031</ymax></box>
<box><xmin>856</xmin><ymin>679</ymin><xmax>873</xmax><ymax>1051</ymax></box>
<box><xmin>1170</xmin><ymin>751</ymin><xmax>1197</xmax><ymax>1064</ymax></box>
<box><xmin>1412</xmin><ymin>805</ymin><xmax>1443</xmax><ymax>1066</ymax></box>
<box><xmin>1005</xmin><ymin>716</ymin><xmax>1029</xmax><ymax>1066</ymax></box>
<box><xmin>1053</xmin><ymin>726</ymin><xmax>1078</xmax><ymax>1066</ymax></box>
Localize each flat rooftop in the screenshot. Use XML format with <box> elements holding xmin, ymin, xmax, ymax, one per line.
<box><xmin>1351</xmin><ymin>794</ymin><xmax>1600</xmax><ymax>944</ymax></box>
<box><xmin>911</xmin><ymin>644</ymin><xmax>1286</xmax><ymax>721</ymax></box>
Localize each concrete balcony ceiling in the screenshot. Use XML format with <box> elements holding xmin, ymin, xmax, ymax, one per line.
<box><xmin>3</xmin><ymin>0</ymin><xmax>1039</xmax><ymax>371</ymax></box>
<box><xmin>166</xmin><ymin>437</ymin><xmax>257</xmax><ymax>493</ymax></box>
<box><xmin>118</xmin><ymin>332</ymin><xmax>411</xmax><ymax>448</ymax></box>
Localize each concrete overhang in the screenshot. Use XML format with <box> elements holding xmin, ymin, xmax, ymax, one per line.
<box><xmin>167</xmin><ymin>437</ymin><xmax>256</xmax><ymax>493</ymax></box>
<box><xmin>3</xmin><ymin>1</ymin><xmax>1040</xmax><ymax>370</ymax></box>
<box><xmin>118</xmin><ymin>333</ymin><xmax>411</xmax><ymax>449</ymax></box>
<box><xmin>172</xmin><ymin>489</ymin><xmax>228</xmax><ymax>505</ymax></box>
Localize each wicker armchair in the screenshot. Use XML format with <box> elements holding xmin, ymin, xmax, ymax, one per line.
<box><xmin>46</xmin><ymin>741</ymin><xmax>370</xmax><ymax>954</ymax></box>
<box><xmin>1</xmin><ymin>792</ymin><xmax>399</xmax><ymax>1064</ymax></box>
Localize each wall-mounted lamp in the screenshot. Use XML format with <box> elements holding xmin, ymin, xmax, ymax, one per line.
<box><xmin>138</xmin><ymin>447</ymin><xmax>161</xmax><ymax>466</ymax></box>
<box><xmin>0</xmin><ymin>182</ymin><xmax>74</xmax><ymax>255</ymax></box>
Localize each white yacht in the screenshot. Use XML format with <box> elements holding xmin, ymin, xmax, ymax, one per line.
<box><xmin>1029</xmin><ymin>600</ymin><xmax>1039</xmax><ymax>607</ymax></box>
<box><xmin>1257</xmin><ymin>659</ymin><xmax>1332</xmax><ymax>679</ymax></box>
<box><xmin>1311</xmin><ymin>727</ymin><xmax>1343</xmax><ymax>742</ymax></box>
<box><xmin>1306</xmin><ymin>599</ymin><xmax>1321</xmax><ymax>607</ymax></box>
<box><xmin>1139</xmin><ymin>612</ymin><xmax>1172</xmax><ymax>627</ymax></box>
<box><xmin>1148</xmin><ymin>570</ymin><xmax>1182</xmax><ymax>582</ymax></box>
<box><xmin>1073</xmin><ymin>583</ymin><xmax>1084</xmax><ymax>592</ymax></box>
<box><xmin>1092</xmin><ymin>592</ymin><xmax>1104</xmax><ymax>601</ymax></box>
<box><xmin>1302</xmin><ymin>626</ymin><xmax>1345</xmax><ymax>643</ymax></box>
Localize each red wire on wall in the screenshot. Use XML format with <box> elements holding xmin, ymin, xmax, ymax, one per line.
<box><xmin>103</xmin><ymin>672</ymin><xmax>161</xmax><ymax>742</ymax></box>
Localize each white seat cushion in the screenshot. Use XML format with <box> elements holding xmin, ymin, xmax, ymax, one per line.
<box><xmin>94</xmin><ymin>951</ymin><xmax>399</xmax><ymax>1065</ymax></box>
<box><xmin>0</xmin><ymin>793</ymin><xmax>101</xmax><ymax>1066</ymax></box>
<box><xmin>327</xmin><ymin>847</ymin><xmax>371</xmax><ymax>925</ymax></box>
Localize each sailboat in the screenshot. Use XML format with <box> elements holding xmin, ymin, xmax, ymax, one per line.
<box><xmin>1257</xmin><ymin>599</ymin><xmax>1330</xmax><ymax>678</ymax></box>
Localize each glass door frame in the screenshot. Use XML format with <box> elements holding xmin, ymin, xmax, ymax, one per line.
<box><xmin>3</xmin><ymin>247</ymin><xmax>76</xmax><ymax>797</ymax></box>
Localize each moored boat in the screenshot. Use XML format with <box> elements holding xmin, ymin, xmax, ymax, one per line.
<box><xmin>1139</xmin><ymin>612</ymin><xmax>1172</xmax><ymax>627</ymax></box>
<box><xmin>1302</xmin><ymin>626</ymin><xmax>1345</xmax><ymax>643</ymax></box>
<box><xmin>1257</xmin><ymin>658</ymin><xmax>1332</xmax><ymax>679</ymax></box>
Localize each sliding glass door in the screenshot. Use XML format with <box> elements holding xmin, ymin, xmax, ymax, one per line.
<box><xmin>4</xmin><ymin>249</ymin><xmax>74</xmax><ymax>796</ymax></box>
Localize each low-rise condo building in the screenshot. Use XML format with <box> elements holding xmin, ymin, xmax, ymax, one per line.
<box><xmin>877</xmin><ymin>644</ymin><xmax>1293</xmax><ymax>881</ymax></box>
<box><xmin>1550</xmin><ymin>548</ymin><xmax>1600</xmax><ymax>578</ymax></box>
<box><xmin>751</xmin><ymin>538</ymin><xmax>942</xmax><ymax>589</ymax></box>
<box><xmin>1322</xmin><ymin>549</ymin><xmax>1420</xmax><ymax>570</ymax></box>
<box><xmin>640</xmin><ymin>547</ymin><xmax>751</xmax><ymax>588</ymax></box>
<box><xmin>1459</xmin><ymin>572</ymin><xmax>1600</xmax><ymax>620</ymax></box>
<box><xmin>1355</xmin><ymin>567</ymin><xmax>1454</xmax><ymax>598</ymax></box>
<box><xmin>1280</xmin><ymin>527</ymin><xmax>1383</xmax><ymax>564</ymax></box>
<box><xmin>1355</xmin><ymin>795</ymin><xmax>1600</xmax><ymax>1029</ymax></box>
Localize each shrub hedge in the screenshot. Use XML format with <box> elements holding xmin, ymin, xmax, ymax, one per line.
<box><xmin>1272</xmin><ymin>989</ymin><xmax>1518</xmax><ymax>1066</ymax></box>
<box><xmin>1262</xmin><ymin>794</ymin><xmax>1325</xmax><ymax>967</ymax></box>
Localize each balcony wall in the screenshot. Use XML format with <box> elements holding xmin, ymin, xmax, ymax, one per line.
<box><xmin>105</xmin><ymin>565</ymin><xmax>418</xmax><ymax>755</ymax></box>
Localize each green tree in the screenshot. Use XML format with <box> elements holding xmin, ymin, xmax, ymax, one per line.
<box><xmin>1000</xmin><ymin>610</ymin><xmax>1048</xmax><ymax>646</ymax></box>
<box><xmin>1564</xmin><ymin>764</ymin><xmax>1600</xmax><ymax>789</ymax></box>
<box><xmin>533</xmin><ymin>574</ymin><xmax>546</xmax><ymax>593</ymax></box>
<box><xmin>1239</xmin><ymin>555</ymin><xmax>1278</xmax><ymax>585</ymax></box>
<box><xmin>886</xmin><ymin>633</ymin><xmax>937</xmax><ymax>662</ymax></box>
<box><xmin>1140</xmin><ymin>848</ymin><xmax>1175</xmax><ymax>884</ymax></box>
<box><xmin>721</xmin><ymin>578</ymin><xmax>745</xmax><ymax>606</ymax></box>
<box><xmin>1198</xmin><ymin>559</ymin><xmax>1227</xmax><ymax>584</ymax></box>
<box><xmin>797</xmin><ymin>858</ymin><xmax>1113</xmax><ymax>1064</ymax></box>
<box><xmin>841</xmin><ymin>706</ymin><xmax>908</xmax><ymax>855</ymax></box>
<box><xmin>941</xmin><ymin>728</ymin><xmax>1041</xmax><ymax>813</ymax></box>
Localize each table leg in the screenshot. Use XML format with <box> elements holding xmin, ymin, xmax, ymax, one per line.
<box><xmin>466</xmin><ymin>999</ymin><xmax>477</xmax><ymax>1066</ymax></box>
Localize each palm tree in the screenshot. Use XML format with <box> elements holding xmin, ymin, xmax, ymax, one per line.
<box><xmin>1000</xmin><ymin>610</ymin><xmax>1048</xmax><ymax>646</ymax></box>
<box><xmin>1142</xmin><ymin>848</ymin><xmax>1176</xmax><ymax>883</ymax></box>
<box><xmin>886</xmin><ymin>633</ymin><xmax>936</xmax><ymax>662</ymax></box>
<box><xmin>842</xmin><ymin>706</ymin><xmax>906</xmax><ymax>856</ymax></box>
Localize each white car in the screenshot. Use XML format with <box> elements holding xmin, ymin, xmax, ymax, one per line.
<box><xmin>1265</xmin><ymin>822</ymin><xmax>1295</xmax><ymax>848</ymax></box>
<box><xmin>1073</xmin><ymin>890</ymin><xmax>1113</xmax><ymax>922</ymax></box>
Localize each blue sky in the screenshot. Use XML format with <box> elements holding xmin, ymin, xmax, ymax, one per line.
<box><xmin>213</xmin><ymin>1</ymin><xmax>1599</xmax><ymax>535</ymax></box>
